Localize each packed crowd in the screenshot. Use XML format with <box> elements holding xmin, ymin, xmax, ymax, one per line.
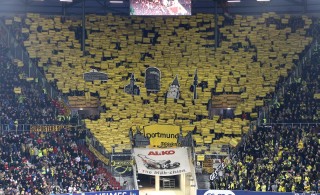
<box><xmin>213</xmin><ymin>125</ymin><xmax>319</xmax><ymax>192</ymax></box>
<box><xmin>0</xmin><ymin>129</ymin><xmax>120</xmax><ymax>195</ymax></box>
<box><xmin>270</xmin><ymin>50</ymin><xmax>320</xmax><ymax>123</ymax></box>
<box><xmin>0</xmin><ymin>41</ymin><xmax>69</xmax><ymax>126</ymax></box>
<box><xmin>212</xmin><ymin>45</ymin><xmax>320</xmax><ymax>192</ymax></box>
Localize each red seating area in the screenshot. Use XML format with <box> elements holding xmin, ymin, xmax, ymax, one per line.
<box><xmin>97</xmin><ymin>167</ymin><xmax>121</xmax><ymax>190</ymax></box>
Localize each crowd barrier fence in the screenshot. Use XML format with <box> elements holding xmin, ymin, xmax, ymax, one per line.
<box><xmin>0</xmin><ymin>124</ymin><xmax>84</xmax><ymax>134</ymax></box>
<box><xmin>263</xmin><ymin>123</ymin><xmax>320</xmax><ymax>127</ymax></box>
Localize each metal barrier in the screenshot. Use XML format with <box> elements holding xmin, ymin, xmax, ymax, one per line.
<box><xmin>0</xmin><ymin>124</ymin><xmax>84</xmax><ymax>135</ymax></box>
<box><xmin>0</xmin><ymin>124</ymin><xmax>31</xmax><ymax>133</ymax></box>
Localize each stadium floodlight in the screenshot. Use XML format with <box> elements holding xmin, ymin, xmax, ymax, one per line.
<box><xmin>60</xmin><ymin>0</ymin><xmax>73</xmax><ymax>2</ymax></box>
<box><xmin>110</xmin><ymin>0</ymin><xmax>123</xmax><ymax>3</ymax></box>
<box><xmin>257</xmin><ymin>0</ymin><xmax>270</xmax><ymax>1</ymax></box>
<box><xmin>227</xmin><ymin>0</ymin><xmax>240</xmax><ymax>2</ymax></box>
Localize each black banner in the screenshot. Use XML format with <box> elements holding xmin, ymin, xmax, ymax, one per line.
<box><xmin>83</xmin><ymin>70</ymin><xmax>108</xmax><ymax>82</ymax></box>
<box><xmin>145</xmin><ymin>67</ymin><xmax>161</xmax><ymax>92</ymax></box>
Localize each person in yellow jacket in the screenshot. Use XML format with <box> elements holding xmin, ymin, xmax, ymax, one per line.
<box><xmin>29</xmin><ymin>147</ymin><xmax>35</xmax><ymax>163</ymax></box>
<box><xmin>43</xmin><ymin>148</ymin><xmax>48</xmax><ymax>157</ymax></box>
<box><xmin>230</xmin><ymin>182</ymin><xmax>235</xmax><ymax>190</ymax></box>
<box><xmin>255</xmin><ymin>183</ymin><xmax>261</xmax><ymax>191</ymax></box>
<box><xmin>279</xmin><ymin>184</ymin><xmax>286</xmax><ymax>192</ymax></box>
<box><xmin>291</xmin><ymin>183</ymin><xmax>296</xmax><ymax>192</ymax></box>
<box><xmin>41</xmin><ymin>167</ymin><xmax>46</xmax><ymax>175</ymax></box>
<box><xmin>295</xmin><ymin>174</ymin><xmax>302</xmax><ymax>183</ymax></box>
<box><xmin>38</xmin><ymin>150</ymin><xmax>43</xmax><ymax>158</ymax></box>
<box><xmin>304</xmin><ymin>182</ymin><xmax>310</xmax><ymax>192</ymax></box>
<box><xmin>261</xmin><ymin>183</ymin><xmax>267</xmax><ymax>192</ymax></box>
<box><xmin>50</xmin><ymin>167</ymin><xmax>55</xmax><ymax>183</ymax></box>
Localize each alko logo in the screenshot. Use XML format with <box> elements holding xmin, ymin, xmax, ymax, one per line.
<box><xmin>148</xmin><ymin>150</ymin><xmax>175</xmax><ymax>155</ymax></box>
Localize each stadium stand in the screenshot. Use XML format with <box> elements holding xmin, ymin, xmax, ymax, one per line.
<box><xmin>2</xmin><ymin>12</ymin><xmax>312</xmax><ymax>154</ymax></box>
<box><xmin>213</xmin><ymin>47</ymin><xmax>320</xmax><ymax>192</ymax></box>
<box><xmin>0</xmin><ymin>45</ymin><xmax>66</xmax><ymax>127</ymax></box>
<box><xmin>0</xmin><ymin>29</ymin><xmax>121</xmax><ymax>194</ymax></box>
<box><xmin>214</xmin><ymin>125</ymin><xmax>319</xmax><ymax>192</ymax></box>
<box><xmin>270</xmin><ymin>50</ymin><xmax>320</xmax><ymax>123</ymax></box>
<box><xmin>0</xmin><ymin>129</ymin><xmax>120</xmax><ymax>194</ymax></box>
<box><xmin>0</xmin><ymin>10</ymin><xmax>319</xmax><ymax>194</ymax></box>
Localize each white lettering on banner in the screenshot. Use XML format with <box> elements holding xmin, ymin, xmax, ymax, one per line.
<box><xmin>61</xmin><ymin>191</ymin><xmax>137</xmax><ymax>195</ymax></box>
<box><xmin>104</xmin><ymin>192</ymin><xmax>127</xmax><ymax>195</ymax></box>
<box><xmin>204</xmin><ymin>190</ymin><xmax>235</xmax><ymax>195</ymax></box>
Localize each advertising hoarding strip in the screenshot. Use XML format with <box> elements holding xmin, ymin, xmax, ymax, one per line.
<box><xmin>197</xmin><ymin>190</ymin><xmax>318</xmax><ymax>195</ymax></box>
<box><xmin>58</xmin><ymin>189</ymin><xmax>139</xmax><ymax>195</ymax></box>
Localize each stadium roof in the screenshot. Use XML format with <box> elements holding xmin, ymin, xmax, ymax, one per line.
<box><xmin>0</xmin><ymin>0</ymin><xmax>319</xmax><ymax>16</ymax></box>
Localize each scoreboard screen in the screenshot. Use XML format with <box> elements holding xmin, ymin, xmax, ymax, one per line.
<box><xmin>130</xmin><ymin>0</ymin><xmax>191</xmax><ymax>16</ymax></box>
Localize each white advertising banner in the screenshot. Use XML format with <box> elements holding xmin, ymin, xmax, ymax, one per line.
<box><xmin>133</xmin><ymin>147</ymin><xmax>191</xmax><ymax>176</ymax></box>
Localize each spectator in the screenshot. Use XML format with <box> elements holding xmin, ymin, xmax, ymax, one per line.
<box><xmin>270</xmin><ymin>50</ymin><xmax>320</xmax><ymax>123</ymax></box>
<box><xmin>0</xmin><ymin>129</ymin><xmax>121</xmax><ymax>194</ymax></box>
<box><xmin>214</xmin><ymin>125</ymin><xmax>319</xmax><ymax>193</ymax></box>
<box><xmin>0</xmin><ymin>43</ymin><xmax>69</xmax><ymax>126</ymax></box>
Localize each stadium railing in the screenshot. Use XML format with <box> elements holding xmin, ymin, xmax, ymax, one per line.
<box><xmin>0</xmin><ymin>123</ymin><xmax>84</xmax><ymax>134</ymax></box>
<box><xmin>263</xmin><ymin>123</ymin><xmax>320</xmax><ymax>127</ymax></box>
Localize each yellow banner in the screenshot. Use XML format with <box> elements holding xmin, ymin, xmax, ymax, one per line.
<box><xmin>30</xmin><ymin>125</ymin><xmax>71</xmax><ymax>132</ymax></box>
<box><xmin>14</xmin><ymin>87</ymin><xmax>22</xmax><ymax>94</ymax></box>
<box><xmin>88</xmin><ymin>143</ymin><xmax>109</xmax><ymax>165</ymax></box>
<box><xmin>111</xmin><ymin>160</ymin><xmax>134</xmax><ymax>167</ymax></box>
<box><xmin>144</xmin><ymin>124</ymin><xmax>180</xmax><ymax>148</ymax></box>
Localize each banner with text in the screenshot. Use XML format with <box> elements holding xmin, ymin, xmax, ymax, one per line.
<box><xmin>144</xmin><ymin>124</ymin><xmax>180</xmax><ymax>148</ymax></box>
<box><xmin>197</xmin><ymin>190</ymin><xmax>318</xmax><ymax>195</ymax></box>
<box><xmin>30</xmin><ymin>125</ymin><xmax>71</xmax><ymax>132</ymax></box>
<box><xmin>59</xmin><ymin>189</ymin><xmax>139</xmax><ymax>195</ymax></box>
<box><xmin>133</xmin><ymin>147</ymin><xmax>190</xmax><ymax>176</ymax></box>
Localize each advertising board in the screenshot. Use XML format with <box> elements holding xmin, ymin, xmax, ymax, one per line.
<box><xmin>133</xmin><ymin>147</ymin><xmax>191</xmax><ymax>176</ymax></box>
<box><xmin>197</xmin><ymin>190</ymin><xmax>318</xmax><ymax>195</ymax></box>
<box><xmin>59</xmin><ymin>190</ymin><xmax>139</xmax><ymax>195</ymax></box>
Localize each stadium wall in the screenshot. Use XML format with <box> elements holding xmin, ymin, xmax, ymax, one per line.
<box><xmin>197</xmin><ymin>190</ymin><xmax>318</xmax><ymax>195</ymax></box>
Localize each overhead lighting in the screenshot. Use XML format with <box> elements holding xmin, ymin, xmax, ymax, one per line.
<box><xmin>110</xmin><ymin>0</ymin><xmax>123</xmax><ymax>3</ymax></box>
<box><xmin>257</xmin><ymin>0</ymin><xmax>270</xmax><ymax>1</ymax></box>
<box><xmin>60</xmin><ymin>0</ymin><xmax>73</xmax><ymax>2</ymax></box>
<box><xmin>227</xmin><ymin>0</ymin><xmax>240</xmax><ymax>2</ymax></box>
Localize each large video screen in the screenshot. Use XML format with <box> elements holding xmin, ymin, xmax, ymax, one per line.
<box><xmin>130</xmin><ymin>0</ymin><xmax>191</xmax><ymax>16</ymax></box>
